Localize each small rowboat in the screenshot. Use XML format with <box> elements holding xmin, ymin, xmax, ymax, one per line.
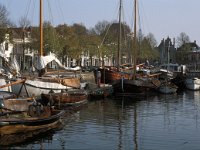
<box><xmin>0</xmin><ymin>106</ymin><xmax>65</xmax><ymax>135</ymax></box>
<box><xmin>41</xmin><ymin>90</ymin><xmax>88</xmax><ymax>107</ymax></box>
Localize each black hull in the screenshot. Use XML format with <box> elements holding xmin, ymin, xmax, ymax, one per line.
<box><xmin>112</xmin><ymin>79</ymin><xmax>158</xmax><ymax>95</ymax></box>
<box><xmin>171</xmin><ymin>74</ymin><xmax>187</xmax><ymax>90</ymax></box>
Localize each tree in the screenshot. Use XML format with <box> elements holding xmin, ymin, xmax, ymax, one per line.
<box><xmin>84</xmin><ymin>33</ymin><xmax>101</xmax><ymax>66</ymax></box>
<box><xmin>98</xmin><ymin>21</ymin><xmax>132</xmax><ymax>64</ymax></box>
<box><xmin>56</xmin><ymin>24</ymin><xmax>79</xmax><ymax>65</ymax></box>
<box><xmin>137</xmin><ymin>33</ymin><xmax>159</xmax><ymax>63</ymax></box>
<box><xmin>18</xmin><ymin>16</ymin><xmax>31</xmax><ymax>28</ymax></box>
<box><xmin>0</xmin><ymin>5</ymin><xmax>9</xmax><ymax>27</ymax></box>
<box><xmin>70</xmin><ymin>23</ymin><xmax>89</xmax><ymax>65</ymax></box>
<box><xmin>30</xmin><ymin>21</ymin><xmax>60</xmax><ymax>56</ymax></box>
<box><xmin>145</xmin><ymin>33</ymin><xmax>157</xmax><ymax>48</ymax></box>
<box><xmin>43</xmin><ymin>21</ymin><xmax>60</xmax><ymax>55</ymax></box>
<box><xmin>0</xmin><ymin>4</ymin><xmax>11</xmax><ymax>43</ymax></box>
<box><xmin>176</xmin><ymin>32</ymin><xmax>190</xmax><ymax>47</ymax></box>
<box><xmin>18</xmin><ymin>16</ymin><xmax>31</xmax><ymax>71</ymax></box>
<box><xmin>93</xmin><ymin>20</ymin><xmax>110</xmax><ymax>35</ymax></box>
<box><xmin>126</xmin><ymin>30</ymin><xmax>159</xmax><ymax>64</ymax></box>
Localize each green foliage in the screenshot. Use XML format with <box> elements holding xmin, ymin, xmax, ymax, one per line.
<box><xmin>43</xmin><ymin>21</ymin><xmax>60</xmax><ymax>54</ymax></box>
<box><xmin>138</xmin><ymin>37</ymin><xmax>159</xmax><ymax>62</ymax></box>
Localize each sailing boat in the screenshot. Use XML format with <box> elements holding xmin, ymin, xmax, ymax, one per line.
<box><xmin>158</xmin><ymin>41</ymin><xmax>178</xmax><ymax>94</ymax></box>
<box><xmin>94</xmin><ymin>0</ymin><xmax>131</xmax><ymax>85</ymax></box>
<box><xmin>96</xmin><ymin>0</ymin><xmax>160</xmax><ymax>95</ymax></box>
<box><xmin>11</xmin><ymin>0</ymin><xmax>82</xmax><ymax>98</ymax></box>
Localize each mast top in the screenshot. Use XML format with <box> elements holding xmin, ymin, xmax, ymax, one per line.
<box><xmin>39</xmin><ymin>0</ymin><xmax>43</xmax><ymax>56</ymax></box>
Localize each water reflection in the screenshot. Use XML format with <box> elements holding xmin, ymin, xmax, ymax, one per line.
<box><xmin>5</xmin><ymin>91</ymin><xmax>200</xmax><ymax>150</ymax></box>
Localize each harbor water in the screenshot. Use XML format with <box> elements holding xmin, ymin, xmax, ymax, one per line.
<box><xmin>4</xmin><ymin>90</ymin><xmax>200</xmax><ymax>150</ymax></box>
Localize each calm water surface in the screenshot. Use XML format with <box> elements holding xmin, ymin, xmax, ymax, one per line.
<box><xmin>4</xmin><ymin>90</ymin><xmax>200</xmax><ymax>150</ymax></box>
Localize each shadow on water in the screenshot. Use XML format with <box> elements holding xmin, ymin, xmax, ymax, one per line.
<box><xmin>0</xmin><ymin>128</ymin><xmax>60</xmax><ymax>148</ymax></box>
<box><xmin>4</xmin><ymin>90</ymin><xmax>200</xmax><ymax>149</ymax></box>
<box><xmin>0</xmin><ymin>117</ymin><xmax>66</xmax><ymax>148</ymax></box>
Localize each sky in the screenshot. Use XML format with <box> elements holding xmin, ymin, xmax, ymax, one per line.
<box><xmin>1</xmin><ymin>0</ymin><xmax>200</xmax><ymax>46</ymax></box>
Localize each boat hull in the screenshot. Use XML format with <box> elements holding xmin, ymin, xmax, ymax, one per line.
<box><xmin>94</xmin><ymin>68</ymin><xmax>131</xmax><ymax>84</ymax></box>
<box><xmin>11</xmin><ymin>78</ymin><xmax>71</xmax><ymax>98</ymax></box>
<box><xmin>185</xmin><ymin>78</ymin><xmax>200</xmax><ymax>90</ymax></box>
<box><xmin>40</xmin><ymin>91</ymin><xmax>88</xmax><ymax>107</ymax></box>
<box><xmin>0</xmin><ymin>110</ymin><xmax>64</xmax><ymax>135</ymax></box>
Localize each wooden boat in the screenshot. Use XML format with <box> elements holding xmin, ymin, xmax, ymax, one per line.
<box><xmin>0</xmin><ymin>106</ymin><xmax>65</xmax><ymax>135</ymax></box>
<box><xmin>94</xmin><ymin>0</ymin><xmax>161</xmax><ymax>95</ymax></box>
<box><xmin>0</xmin><ymin>96</ymin><xmax>64</xmax><ymax>145</ymax></box>
<box><xmin>40</xmin><ymin>90</ymin><xmax>88</xmax><ymax>107</ymax></box>
<box><xmin>93</xmin><ymin>0</ymin><xmax>132</xmax><ymax>86</ymax></box>
<box><xmin>0</xmin><ymin>89</ymin><xmax>64</xmax><ymax>138</ymax></box>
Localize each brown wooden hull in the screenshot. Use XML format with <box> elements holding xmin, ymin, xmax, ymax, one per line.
<box><xmin>94</xmin><ymin>68</ymin><xmax>131</xmax><ymax>84</ymax></box>
<box><xmin>41</xmin><ymin>92</ymin><xmax>88</xmax><ymax>106</ymax></box>
<box><xmin>37</xmin><ymin>77</ymin><xmax>81</xmax><ymax>88</ymax></box>
<box><xmin>0</xmin><ymin>110</ymin><xmax>64</xmax><ymax>135</ymax></box>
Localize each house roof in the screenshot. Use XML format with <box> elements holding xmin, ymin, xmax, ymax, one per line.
<box><xmin>177</xmin><ymin>41</ymin><xmax>199</xmax><ymax>51</ymax></box>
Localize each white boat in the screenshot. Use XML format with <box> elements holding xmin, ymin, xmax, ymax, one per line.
<box><xmin>11</xmin><ymin>77</ymin><xmax>73</xmax><ymax>98</ymax></box>
<box><xmin>185</xmin><ymin>77</ymin><xmax>200</xmax><ymax>90</ymax></box>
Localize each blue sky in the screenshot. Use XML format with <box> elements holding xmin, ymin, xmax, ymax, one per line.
<box><xmin>1</xmin><ymin>0</ymin><xmax>200</xmax><ymax>46</ymax></box>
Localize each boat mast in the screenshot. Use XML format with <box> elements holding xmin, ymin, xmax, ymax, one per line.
<box><xmin>117</xmin><ymin>0</ymin><xmax>122</xmax><ymax>71</ymax></box>
<box><xmin>40</xmin><ymin>0</ymin><xmax>43</xmax><ymax>56</ymax></box>
<box><xmin>133</xmin><ymin>0</ymin><xmax>137</xmax><ymax>80</ymax></box>
<box><xmin>38</xmin><ymin>0</ymin><xmax>45</xmax><ymax>77</ymax></box>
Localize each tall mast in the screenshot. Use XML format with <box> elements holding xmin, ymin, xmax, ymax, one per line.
<box><xmin>39</xmin><ymin>0</ymin><xmax>43</xmax><ymax>56</ymax></box>
<box><xmin>38</xmin><ymin>0</ymin><xmax>45</xmax><ymax>77</ymax></box>
<box><xmin>133</xmin><ymin>0</ymin><xmax>137</xmax><ymax>80</ymax></box>
<box><xmin>117</xmin><ymin>0</ymin><xmax>122</xmax><ymax>71</ymax></box>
